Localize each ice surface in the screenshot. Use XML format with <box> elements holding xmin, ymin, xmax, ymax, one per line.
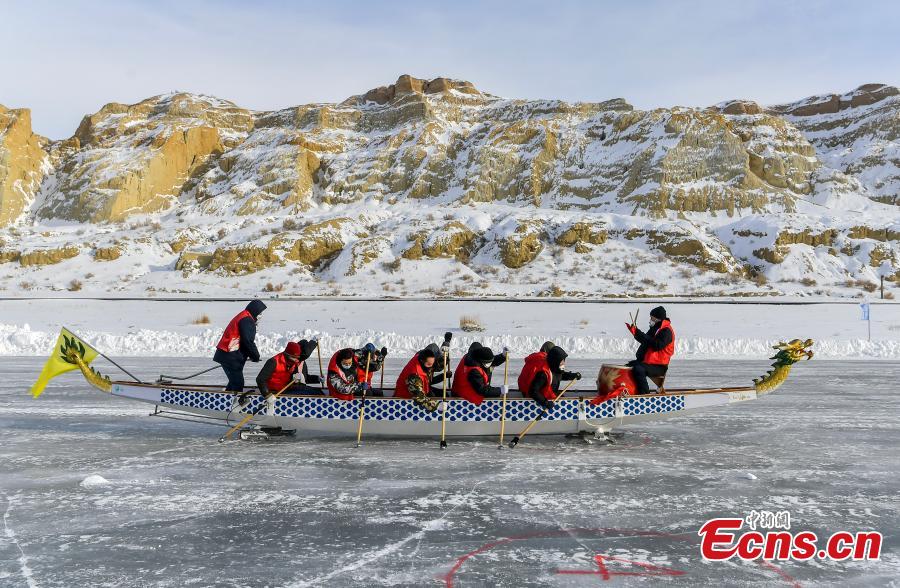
<box><xmin>1</xmin><ymin>357</ymin><xmax>897</xmax><ymax>586</ymax></box>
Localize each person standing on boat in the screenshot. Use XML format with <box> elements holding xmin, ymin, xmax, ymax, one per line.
<box><xmin>256</xmin><ymin>339</ymin><xmax>320</xmax><ymax>399</ymax></box>
<box><xmin>214</xmin><ymin>299</ymin><xmax>266</xmax><ymax>392</ymax></box>
<box><xmin>451</xmin><ymin>343</ymin><xmax>507</xmax><ymax>404</ymax></box>
<box><xmin>626</xmin><ymin>305</ymin><xmax>675</xmax><ymax>395</ymax></box>
<box><xmin>518</xmin><ymin>346</ymin><xmax>581</xmax><ymax>408</ymax></box>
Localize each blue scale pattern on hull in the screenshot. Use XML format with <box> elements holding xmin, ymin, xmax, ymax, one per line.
<box><xmin>158</xmin><ymin>389</ymin><xmax>684</xmax><ymax>422</ymax></box>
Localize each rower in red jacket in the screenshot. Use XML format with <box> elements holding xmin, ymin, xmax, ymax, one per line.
<box><xmin>255</xmin><ymin>339</ymin><xmax>320</xmax><ymax>400</ymax></box>
<box><xmin>395</xmin><ymin>347</ymin><xmax>449</xmax><ymax>411</ymax></box>
<box><xmin>517</xmin><ymin>346</ymin><xmax>581</xmax><ymax>408</ymax></box>
<box><xmin>451</xmin><ymin>343</ymin><xmax>508</xmax><ymax>404</ymax></box>
<box><xmin>325</xmin><ymin>344</ymin><xmax>388</xmax><ymax>400</ymax></box>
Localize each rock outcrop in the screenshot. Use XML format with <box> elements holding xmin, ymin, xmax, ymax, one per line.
<box><xmin>0</xmin><ymin>78</ymin><xmax>897</xmax><ymax>297</ymax></box>
<box><xmin>39</xmin><ymin>93</ymin><xmax>252</xmax><ymax>223</ymax></box>
<box><xmin>0</xmin><ymin>106</ymin><xmax>47</xmax><ymax>225</ymax></box>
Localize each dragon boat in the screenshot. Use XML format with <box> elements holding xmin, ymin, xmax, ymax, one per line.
<box><xmin>62</xmin><ymin>333</ymin><xmax>814</xmax><ymax>442</ymax></box>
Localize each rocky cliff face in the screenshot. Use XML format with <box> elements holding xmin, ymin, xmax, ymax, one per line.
<box><xmin>0</xmin><ymin>76</ymin><xmax>897</xmax><ymax>298</ymax></box>
<box><xmin>0</xmin><ymin>106</ymin><xmax>47</xmax><ymax>226</ymax></box>
<box><xmin>772</xmin><ymin>83</ymin><xmax>900</xmax><ymax>206</ymax></box>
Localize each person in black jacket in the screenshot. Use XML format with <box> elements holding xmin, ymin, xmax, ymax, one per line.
<box><xmin>255</xmin><ymin>339</ymin><xmax>321</xmax><ymax>397</ymax></box>
<box><xmin>452</xmin><ymin>344</ymin><xmax>508</xmax><ymax>400</ymax></box>
<box><xmin>213</xmin><ymin>299</ymin><xmax>266</xmax><ymax>391</ymax></box>
<box><xmin>626</xmin><ymin>306</ymin><xmax>675</xmax><ymax>394</ymax></box>
<box><xmin>422</xmin><ymin>342</ymin><xmax>452</xmax><ymax>393</ymax></box>
<box><xmin>469</xmin><ymin>342</ymin><xmax>507</xmax><ymax>389</ymax></box>
<box><xmin>527</xmin><ymin>346</ymin><xmax>581</xmax><ymax>408</ymax></box>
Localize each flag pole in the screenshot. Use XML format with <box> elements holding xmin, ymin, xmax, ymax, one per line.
<box><xmin>64</xmin><ymin>326</ymin><xmax>142</xmax><ymax>383</ymax></box>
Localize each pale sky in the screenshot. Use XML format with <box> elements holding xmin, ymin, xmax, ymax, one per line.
<box><xmin>2</xmin><ymin>0</ymin><xmax>898</xmax><ymax>139</ymax></box>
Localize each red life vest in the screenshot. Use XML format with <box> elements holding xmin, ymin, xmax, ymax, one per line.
<box><xmin>518</xmin><ymin>352</ymin><xmax>556</xmax><ymax>401</ymax></box>
<box><xmin>327</xmin><ymin>351</ymin><xmax>358</xmax><ymax>401</ymax></box>
<box><xmin>395</xmin><ymin>354</ymin><xmax>430</xmax><ymax>399</ymax></box>
<box><xmin>451</xmin><ymin>357</ymin><xmax>490</xmax><ymax>404</ymax></box>
<box><xmin>266</xmin><ymin>352</ymin><xmax>302</xmax><ymax>393</ymax></box>
<box><xmin>216</xmin><ymin>310</ymin><xmax>252</xmax><ymax>353</ymax></box>
<box><xmin>643</xmin><ymin>320</ymin><xmax>675</xmax><ymax>366</ymax></box>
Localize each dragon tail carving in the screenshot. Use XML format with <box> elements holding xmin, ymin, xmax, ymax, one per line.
<box><xmin>64</xmin><ymin>343</ymin><xmax>113</xmax><ymax>393</ymax></box>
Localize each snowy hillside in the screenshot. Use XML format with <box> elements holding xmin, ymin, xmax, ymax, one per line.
<box><xmin>0</xmin><ymin>76</ymin><xmax>898</xmax><ymax>298</ymax></box>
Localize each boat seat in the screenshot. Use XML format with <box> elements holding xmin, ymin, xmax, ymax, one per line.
<box><xmin>649</xmin><ymin>375</ymin><xmax>666</xmax><ymax>393</ymax></box>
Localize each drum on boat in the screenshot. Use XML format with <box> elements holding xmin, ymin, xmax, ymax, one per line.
<box><xmin>592</xmin><ymin>364</ymin><xmax>636</xmax><ymax>404</ymax></box>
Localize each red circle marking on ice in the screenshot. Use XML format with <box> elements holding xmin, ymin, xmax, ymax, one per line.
<box><xmin>442</xmin><ymin>527</ymin><xmax>800</xmax><ymax>587</ymax></box>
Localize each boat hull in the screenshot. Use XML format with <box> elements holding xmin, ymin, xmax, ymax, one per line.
<box><xmin>111</xmin><ymin>382</ymin><xmax>759</xmax><ymax>437</ymax></box>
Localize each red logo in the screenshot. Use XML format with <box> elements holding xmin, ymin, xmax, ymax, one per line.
<box><xmin>698</xmin><ymin>515</ymin><xmax>882</xmax><ymax>562</ymax></box>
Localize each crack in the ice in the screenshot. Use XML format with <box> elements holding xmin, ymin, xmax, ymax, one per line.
<box><xmin>286</xmin><ymin>479</ymin><xmax>487</xmax><ymax>587</ymax></box>
<box><xmin>408</xmin><ymin>477</ymin><xmax>487</xmax><ymax>564</ymax></box>
<box><xmin>552</xmin><ymin>516</ymin><xmax>596</xmax><ymax>558</ymax></box>
<box><xmin>3</xmin><ymin>493</ymin><xmax>39</xmax><ymax>588</ymax></box>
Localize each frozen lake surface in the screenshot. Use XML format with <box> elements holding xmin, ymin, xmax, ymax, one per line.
<box><xmin>1</xmin><ymin>357</ymin><xmax>898</xmax><ymax>587</ymax></box>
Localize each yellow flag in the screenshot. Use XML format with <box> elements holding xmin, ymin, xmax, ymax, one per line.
<box><xmin>31</xmin><ymin>328</ymin><xmax>99</xmax><ymax>398</ymax></box>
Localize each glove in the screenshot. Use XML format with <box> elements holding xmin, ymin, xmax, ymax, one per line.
<box><xmin>292</xmin><ymin>372</ymin><xmax>303</xmax><ymax>382</ymax></box>
<box><xmin>502</xmin><ymin>346</ymin><xmax>509</xmax><ymax>354</ymax></box>
<box><xmin>435</xmin><ymin>400</ymin><xmax>448</xmax><ymax>412</ymax></box>
<box><xmin>574</xmin><ymin>372</ymin><xmax>582</xmax><ymax>380</ymax></box>
<box><xmin>381</xmin><ymin>346</ymin><xmax>388</xmax><ymax>357</ymax></box>
<box><xmin>445</xmin><ymin>369</ymin><xmax>453</xmax><ymax>379</ymax></box>
<box><xmin>626</xmin><ymin>322</ymin><xmax>637</xmax><ymax>335</ymax></box>
<box><xmin>360</xmin><ymin>382</ymin><xmax>371</xmax><ymax>392</ymax></box>
<box><xmin>311</xmin><ymin>335</ymin><xmax>319</xmax><ymax>343</ymax></box>
<box><xmin>443</xmin><ymin>331</ymin><xmax>453</xmax><ymax>343</ymax></box>
<box><xmin>544</xmin><ymin>400</ymin><xmax>556</xmax><ymax>411</ymax></box>
<box><xmin>309</xmin><ymin>338</ymin><xmax>318</xmax><ymax>349</ymax></box>
<box><xmin>500</xmin><ymin>385</ymin><xmax>509</xmax><ymax>396</ymax></box>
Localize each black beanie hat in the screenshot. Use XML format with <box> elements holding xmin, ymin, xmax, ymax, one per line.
<box><xmin>337</xmin><ymin>348</ymin><xmax>354</xmax><ymax>362</ymax></box>
<box><xmin>540</xmin><ymin>341</ymin><xmax>555</xmax><ymax>353</ymax></box>
<box><xmin>650</xmin><ymin>306</ymin><xmax>667</xmax><ymax>320</ymax></box>
<box><xmin>471</xmin><ymin>346</ymin><xmax>494</xmax><ymax>364</ymax></box>
<box><xmin>418</xmin><ymin>347</ymin><xmax>436</xmax><ymax>360</ymax></box>
<box><xmin>547</xmin><ymin>346</ymin><xmax>568</xmax><ymax>373</ymax></box>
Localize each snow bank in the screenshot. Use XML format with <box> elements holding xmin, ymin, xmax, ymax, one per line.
<box><xmin>3</xmin><ymin>323</ymin><xmax>900</xmax><ymax>360</ymax></box>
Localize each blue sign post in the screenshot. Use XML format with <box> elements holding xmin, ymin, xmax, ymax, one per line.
<box><xmin>860</xmin><ymin>302</ymin><xmax>871</xmax><ymax>341</ymax></box>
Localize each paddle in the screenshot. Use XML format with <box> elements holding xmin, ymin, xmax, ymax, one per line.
<box><xmin>498</xmin><ymin>347</ymin><xmax>509</xmax><ymax>449</ymax></box>
<box><xmin>439</xmin><ymin>349</ymin><xmax>450</xmax><ymax>449</ymax></box>
<box><xmin>508</xmin><ymin>379</ymin><xmax>578</xmax><ymax>448</ymax></box>
<box><xmin>354</xmin><ymin>354</ymin><xmax>372</xmax><ymax>448</ymax></box>
<box><xmin>316</xmin><ymin>337</ymin><xmax>326</xmax><ymax>391</ymax></box>
<box><xmin>218</xmin><ymin>379</ymin><xmax>294</xmax><ymax>443</ymax></box>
